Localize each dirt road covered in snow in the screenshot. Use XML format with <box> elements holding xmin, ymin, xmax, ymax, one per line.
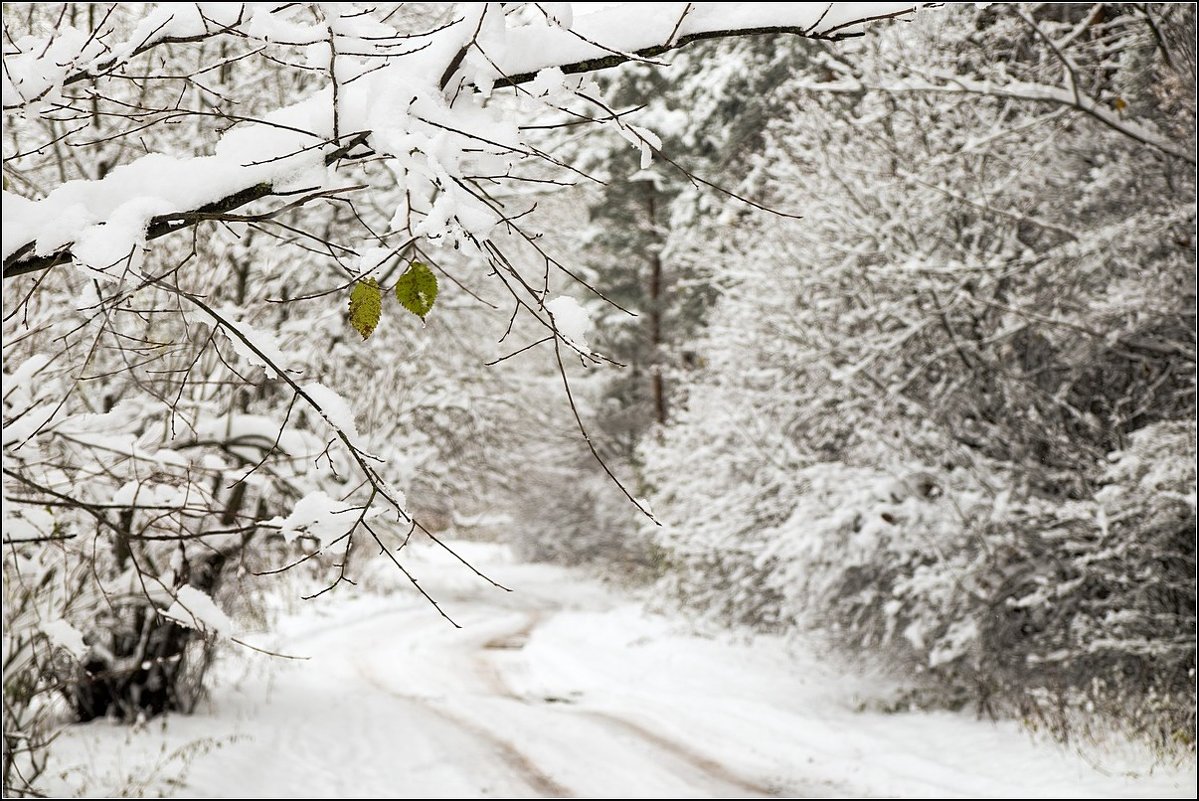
<box><xmin>43</xmin><ymin>543</ymin><xmax>1195</xmax><ymax>798</ymax></box>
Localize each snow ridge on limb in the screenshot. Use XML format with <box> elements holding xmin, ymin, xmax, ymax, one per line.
<box><xmin>2</xmin><ymin>2</ymin><xmax>928</xmax><ymax>280</ymax></box>
<box><xmin>492</xmin><ymin>2</ymin><xmax>930</xmax><ymax>82</ymax></box>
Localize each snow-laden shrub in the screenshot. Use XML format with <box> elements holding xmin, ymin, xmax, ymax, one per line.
<box><xmin>955</xmin><ymin>421</ymin><xmax>1197</xmax><ymax>745</ymax></box>
<box><xmin>2</xmin><ymin>548</ymin><xmax>91</xmax><ymax>795</ymax></box>
<box><xmin>640</xmin><ymin>3</ymin><xmax>1194</xmax><ymax>748</ymax></box>
<box><xmin>646</xmin><ymin>420</ymin><xmax>1196</xmax><ymax>747</ymax></box>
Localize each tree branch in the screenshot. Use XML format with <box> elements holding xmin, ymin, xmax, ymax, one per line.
<box><xmin>3</xmin><ymin>5</ymin><xmax>929</xmax><ymax>281</ymax></box>
<box><xmin>496</xmin><ymin>14</ymin><xmax>925</xmax><ymax>88</ymax></box>
<box><xmin>3</xmin><ymin>132</ymin><xmax>371</xmax><ymax>279</ymax></box>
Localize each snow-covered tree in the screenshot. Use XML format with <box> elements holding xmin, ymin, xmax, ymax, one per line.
<box><xmin>2</xmin><ymin>3</ymin><xmax>931</xmax><ymax>793</ymax></box>
<box><xmin>511</xmin><ymin>33</ymin><xmax>813</xmax><ymax>569</ymax></box>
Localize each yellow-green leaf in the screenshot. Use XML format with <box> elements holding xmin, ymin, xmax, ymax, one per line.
<box><xmin>348</xmin><ymin>278</ymin><xmax>382</xmax><ymax>340</ymax></box>
<box><xmin>394</xmin><ymin>262</ymin><xmax>438</xmax><ymax>320</ymax></box>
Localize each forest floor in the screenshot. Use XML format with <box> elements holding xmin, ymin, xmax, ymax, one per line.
<box><xmin>41</xmin><ymin>541</ymin><xmax>1196</xmax><ymax>798</ymax></box>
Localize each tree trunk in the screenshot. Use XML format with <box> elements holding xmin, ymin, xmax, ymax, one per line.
<box><xmin>646</xmin><ymin>190</ymin><xmax>668</xmax><ymax>426</ymax></box>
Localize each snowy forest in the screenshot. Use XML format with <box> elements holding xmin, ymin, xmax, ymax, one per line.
<box><xmin>2</xmin><ymin>2</ymin><xmax>1195</xmax><ymax>797</ymax></box>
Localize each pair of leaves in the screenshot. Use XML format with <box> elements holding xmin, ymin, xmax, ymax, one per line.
<box><xmin>348</xmin><ymin>262</ymin><xmax>438</xmax><ymax>340</ymax></box>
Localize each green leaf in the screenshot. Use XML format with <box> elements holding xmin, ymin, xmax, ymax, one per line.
<box><xmin>394</xmin><ymin>262</ymin><xmax>438</xmax><ymax>320</ymax></box>
<box><xmin>348</xmin><ymin>278</ymin><xmax>382</xmax><ymax>340</ymax></box>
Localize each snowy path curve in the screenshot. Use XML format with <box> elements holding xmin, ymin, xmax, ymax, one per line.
<box><xmin>46</xmin><ymin>543</ymin><xmax>1196</xmax><ymax>798</ymax></box>
<box><xmin>284</xmin><ymin>591</ymin><xmax>793</xmax><ymax>797</ymax></box>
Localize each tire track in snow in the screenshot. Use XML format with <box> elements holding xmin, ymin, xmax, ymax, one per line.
<box><xmin>355</xmin><ymin>656</ymin><xmax>574</xmax><ymax>798</ymax></box>
<box><xmin>576</xmin><ymin>710</ymin><xmax>779</xmax><ymax>798</ymax></box>
<box><xmin>478</xmin><ymin>611</ymin><xmax>780</xmax><ymax>798</ymax></box>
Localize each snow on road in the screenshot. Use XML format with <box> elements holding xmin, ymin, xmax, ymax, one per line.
<box><xmin>43</xmin><ymin>542</ymin><xmax>1195</xmax><ymax>798</ymax></box>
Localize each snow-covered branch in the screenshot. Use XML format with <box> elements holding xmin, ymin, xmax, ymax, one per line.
<box><xmin>2</xmin><ymin>5</ymin><xmax>249</xmax><ymax>110</ymax></box>
<box><xmin>804</xmin><ymin>71</ymin><xmax>1195</xmax><ymax>164</ymax></box>
<box><xmin>3</xmin><ymin>2</ymin><xmax>927</xmax><ymax>280</ymax></box>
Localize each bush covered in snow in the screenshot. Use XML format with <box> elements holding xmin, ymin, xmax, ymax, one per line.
<box><xmin>647</xmin><ymin>417</ymin><xmax>1195</xmax><ymax>746</ymax></box>
<box><xmin>640</xmin><ymin>4</ymin><xmax>1196</xmax><ymax>747</ymax></box>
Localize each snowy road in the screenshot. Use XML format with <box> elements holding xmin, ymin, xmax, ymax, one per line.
<box><xmin>46</xmin><ymin>543</ymin><xmax>1195</xmax><ymax>798</ymax></box>
<box><xmin>338</xmin><ymin>605</ymin><xmax>778</xmax><ymax>798</ymax></box>
<box><xmin>243</xmin><ymin>562</ymin><xmax>794</xmax><ymax>798</ymax></box>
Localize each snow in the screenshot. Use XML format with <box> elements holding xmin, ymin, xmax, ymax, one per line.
<box><xmin>356</xmin><ymin>247</ymin><xmax>393</xmax><ymax>276</ymax></box>
<box><xmin>163</xmin><ymin>586</ymin><xmax>235</xmax><ymax>637</ymax></box>
<box><xmin>1</xmin><ymin>402</ymin><xmax>57</xmax><ymax>447</ymax></box>
<box><xmin>190</xmin><ymin>413</ymin><xmax>322</xmax><ymax>460</ymax></box>
<box><xmin>301</xmin><ymin>382</ymin><xmax>363</xmax><ymax>448</ymax></box>
<box><xmin>109</xmin><ymin>481</ymin><xmax>193</xmax><ymax>510</ymax></box>
<box><xmin>545</xmin><ymin>295</ymin><xmax>593</xmax><ymax>351</ymax></box>
<box><xmin>110</xmin><ymin>481</ymin><xmax>142</xmax><ymax>507</ymax></box>
<box><xmin>266</xmin><ymin>489</ymin><xmax>366</xmax><ymax>549</ymax></box>
<box><xmin>528</xmin><ymin>66</ymin><xmax>567</xmax><ymax>99</ymax></box>
<box><xmin>265</xmin><ymin>480</ymin><xmax>394</xmax><ymax>548</ymax></box>
<box><xmin>1</xmin><ymin>6</ymin><xmax>200</xmax><ymax>109</ymax></box>
<box><xmin>2</xmin><ymin>507</ymin><xmax>56</xmax><ymax>542</ymax></box>
<box><xmin>2</xmin><ymin>97</ymin><xmax>332</xmax><ymax>267</ymax></box>
<box><xmin>40</xmin><ymin>618</ymin><xmax>88</xmax><ymax>660</ymax></box>
<box><xmin>71</xmin><ymin>197</ymin><xmax>175</xmax><ymax>278</ymax></box>
<box><xmin>39</xmin><ymin>542</ymin><xmax>1196</xmax><ymax>798</ymax></box>
<box><xmin>5</xmin><ymin>4</ymin><xmax>1193</xmax><ymax>798</ymax></box>
<box><xmin>927</xmin><ymin>617</ymin><xmax>979</xmax><ymax>667</ymax></box>
<box><xmin>2</xmin><ymin>353</ymin><xmax>51</xmax><ymax>395</ymax></box>
<box><xmin>206</xmin><ymin>306</ymin><xmax>295</xmax><ymax>379</ymax></box>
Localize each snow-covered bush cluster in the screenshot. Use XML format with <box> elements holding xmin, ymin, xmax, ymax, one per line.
<box><xmin>634</xmin><ymin>4</ymin><xmax>1195</xmax><ymax>746</ymax></box>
